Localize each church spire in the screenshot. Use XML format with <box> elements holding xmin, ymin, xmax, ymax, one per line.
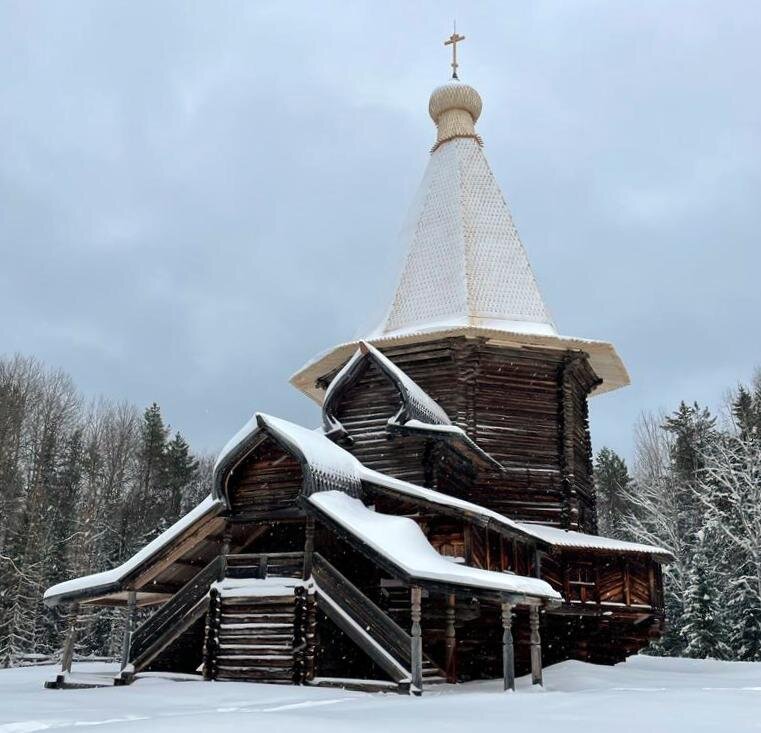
<box><xmin>290</xmin><ymin>47</ymin><xmax>630</xmax><ymax>403</ymax></box>
<box><xmin>375</xmin><ymin>68</ymin><xmax>556</xmax><ymax>339</ymax></box>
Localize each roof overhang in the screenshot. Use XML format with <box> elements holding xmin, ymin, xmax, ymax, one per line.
<box><xmin>291</xmin><ymin>325</ymin><xmax>630</xmax><ymax>405</ymax></box>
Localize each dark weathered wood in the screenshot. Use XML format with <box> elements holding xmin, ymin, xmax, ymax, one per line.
<box><xmin>120</xmin><ymin>591</ymin><xmax>137</xmax><ymax>671</ymax></box>
<box><xmin>530</xmin><ymin>606</ymin><xmax>543</xmax><ymax>686</ymax></box>
<box><xmin>410</xmin><ymin>586</ymin><xmax>423</xmax><ymax>694</ymax></box>
<box><xmin>501</xmin><ymin>602</ymin><xmax>515</xmax><ymax>691</ymax></box>
<box><xmin>60</xmin><ymin>603</ymin><xmax>79</xmax><ymax>674</ymax></box>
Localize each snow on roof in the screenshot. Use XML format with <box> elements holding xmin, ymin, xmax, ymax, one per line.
<box><xmin>213</xmin><ymin>412</ymin><xmax>669</xmax><ymax>563</ymax></box>
<box><xmin>516</xmin><ymin>523</ymin><xmax>674</xmax><ymax>560</ymax></box>
<box><xmin>323</xmin><ymin>341</ymin><xmax>451</xmax><ymax>428</ymax></box>
<box><xmin>393</xmin><ymin>419</ymin><xmax>503</xmax><ymax>470</ymax></box>
<box><xmin>44</xmin><ymin>495</ymin><xmax>223</xmax><ymax>606</ymax></box>
<box><xmin>358</xmin><ymin>464</ymin><xmax>533</xmax><ymax>540</ymax></box>
<box><xmin>309</xmin><ymin>491</ymin><xmax>560</xmax><ymax>601</ymax></box>
<box><xmin>214</xmin><ymin>412</ymin><xmax>363</xmax><ymax>501</ymax></box>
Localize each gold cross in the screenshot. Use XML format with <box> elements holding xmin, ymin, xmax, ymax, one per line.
<box><xmin>444</xmin><ymin>23</ymin><xmax>466</xmax><ymax>80</ymax></box>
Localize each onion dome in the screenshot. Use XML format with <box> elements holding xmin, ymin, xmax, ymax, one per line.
<box><xmin>428</xmin><ymin>81</ymin><xmax>483</xmax><ymax>151</ymax></box>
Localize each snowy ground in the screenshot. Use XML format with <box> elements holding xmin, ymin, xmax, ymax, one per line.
<box><xmin>1</xmin><ymin>656</ymin><xmax>760</xmax><ymax>733</ymax></box>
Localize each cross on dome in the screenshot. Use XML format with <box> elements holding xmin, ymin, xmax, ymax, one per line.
<box><xmin>444</xmin><ymin>23</ymin><xmax>466</xmax><ymax>80</ymax></box>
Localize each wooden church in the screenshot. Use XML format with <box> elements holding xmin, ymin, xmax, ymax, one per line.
<box><xmin>44</xmin><ymin>38</ymin><xmax>672</xmax><ymax>694</ymax></box>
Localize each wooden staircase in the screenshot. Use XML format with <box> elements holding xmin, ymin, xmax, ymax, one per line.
<box><xmin>312</xmin><ymin>553</ymin><xmax>447</xmax><ymax>691</ymax></box>
<box><xmin>116</xmin><ymin>556</ymin><xmax>221</xmax><ymax>684</ymax></box>
<box><xmin>203</xmin><ymin>553</ymin><xmax>315</xmax><ymax>685</ymax></box>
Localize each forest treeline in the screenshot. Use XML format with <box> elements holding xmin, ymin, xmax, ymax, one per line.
<box><xmin>2</xmin><ymin>352</ymin><xmax>760</xmax><ymax>666</ymax></box>
<box><xmin>596</xmin><ymin>371</ymin><xmax>761</xmax><ymax>661</ymax></box>
<box><xmin>0</xmin><ymin>354</ymin><xmax>211</xmax><ymax>667</ymax></box>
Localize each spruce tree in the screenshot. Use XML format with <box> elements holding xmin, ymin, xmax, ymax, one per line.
<box><xmin>681</xmin><ymin>534</ymin><xmax>727</xmax><ymax>659</ymax></box>
<box><xmin>164</xmin><ymin>432</ymin><xmax>198</xmax><ymax>520</ymax></box>
<box><xmin>594</xmin><ymin>447</ymin><xmax>631</xmax><ymax>537</ymax></box>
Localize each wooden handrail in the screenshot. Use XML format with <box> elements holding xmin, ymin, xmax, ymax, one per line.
<box><xmin>313</xmin><ymin>553</ymin><xmax>416</xmax><ymax>666</ymax></box>
<box><xmin>129</xmin><ymin>555</ymin><xmax>221</xmax><ymax>665</ymax></box>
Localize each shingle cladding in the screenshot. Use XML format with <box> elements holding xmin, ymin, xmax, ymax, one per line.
<box><xmin>379</xmin><ymin>136</ymin><xmax>555</xmax><ymax>336</ymax></box>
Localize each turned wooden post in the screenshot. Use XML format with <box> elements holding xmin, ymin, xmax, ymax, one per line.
<box><xmin>303</xmin><ymin>517</ymin><xmax>315</xmax><ymax>580</ymax></box>
<box><xmin>445</xmin><ymin>593</ymin><xmax>457</xmax><ymax>683</ymax></box>
<box><xmin>501</xmin><ymin>601</ymin><xmax>515</xmax><ymax>691</ymax></box>
<box><xmin>529</xmin><ymin>605</ymin><xmax>543</xmax><ymax>686</ymax></box>
<box><xmin>120</xmin><ymin>591</ymin><xmax>137</xmax><ymax>670</ymax></box>
<box><xmin>60</xmin><ymin>602</ymin><xmax>79</xmax><ymax>674</ymax></box>
<box><xmin>410</xmin><ymin>585</ymin><xmax>423</xmax><ymax>693</ymax></box>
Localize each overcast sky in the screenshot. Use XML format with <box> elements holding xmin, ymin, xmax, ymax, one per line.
<box><xmin>2</xmin><ymin>1</ymin><xmax>759</xmax><ymax>463</ymax></box>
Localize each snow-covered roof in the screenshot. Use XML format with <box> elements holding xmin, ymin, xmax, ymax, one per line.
<box><xmin>516</xmin><ymin>523</ymin><xmax>674</xmax><ymax>561</ymax></box>
<box><xmin>213</xmin><ymin>412</ymin><xmax>363</xmax><ymax>502</ymax></box>
<box><xmin>44</xmin><ymin>495</ymin><xmax>223</xmax><ymax>606</ymax></box>
<box><xmin>322</xmin><ymin>341</ymin><xmax>451</xmax><ymax>430</ymax></box>
<box><xmin>359</xmin><ymin>464</ymin><xmax>535</xmax><ymax>541</ymax></box>
<box><xmin>387</xmin><ymin>418</ymin><xmax>503</xmax><ymax>470</ymax></box>
<box><xmin>309</xmin><ymin>491</ymin><xmax>560</xmax><ymax>601</ymax></box>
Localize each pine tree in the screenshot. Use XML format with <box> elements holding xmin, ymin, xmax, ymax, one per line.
<box><xmin>594</xmin><ymin>447</ymin><xmax>631</xmax><ymax>537</ymax></box>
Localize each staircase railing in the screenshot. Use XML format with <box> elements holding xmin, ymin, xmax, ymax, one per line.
<box><xmin>311</xmin><ymin>552</ymin><xmax>449</xmax><ymax>689</ymax></box>
<box><xmin>224</xmin><ymin>552</ymin><xmax>304</xmax><ymax>580</ymax></box>
<box><xmin>127</xmin><ymin>555</ymin><xmax>221</xmax><ymax>671</ymax></box>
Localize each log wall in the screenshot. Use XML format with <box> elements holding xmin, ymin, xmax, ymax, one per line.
<box><xmin>326</xmin><ymin>337</ymin><xmax>600</xmax><ymax>531</ymax></box>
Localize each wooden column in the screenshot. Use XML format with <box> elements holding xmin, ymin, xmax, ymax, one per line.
<box><xmin>218</xmin><ymin>523</ymin><xmax>232</xmax><ymax>581</ymax></box>
<box><xmin>445</xmin><ymin>593</ymin><xmax>457</xmax><ymax>683</ymax></box>
<box><xmin>410</xmin><ymin>585</ymin><xmax>423</xmax><ymax>694</ymax></box>
<box><xmin>303</xmin><ymin>517</ymin><xmax>315</xmax><ymax>580</ymax></box>
<box><xmin>120</xmin><ymin>591</ymin><xmax>137</xmax><ymax>670</ymax></box>
<box><xmin>60</xmin><ymin>602</ymin><xmax>79</xmax><ymax>674</ymax></box>
<box><xmin>529</xmin><ymin>605</ymin><xmax>543</xmax><ymax>686</ymax></box>
<box><xmin>501</xmin><ymin>602</ymin><xmax>515</xmax><ymax>691</ymax></box>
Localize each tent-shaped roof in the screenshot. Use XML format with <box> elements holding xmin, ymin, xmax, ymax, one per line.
<box><xmin>291</xmin><ymin>80</ymin><xmax>629</xmax><ymax>402</ymax></box>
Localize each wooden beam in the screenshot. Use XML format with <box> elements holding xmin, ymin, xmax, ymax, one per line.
<box><xmin>129</xmin><ymin>514</ymin><xmax>224</xmax><ymax>590</ymax></box>
<box><xmin>529</xmin><ymin>606</ymin><xmax>543</xmax><ymax>686</ymax></box>
<box><xmin>445</xmin><ymin>593</ymin><xmax>457</xmax><ymax>683</ymax></box>
<box><xmin>60</xmin><ymin>603</ymin><xmax>79</xmax><ymax>674</ymax></box>
<box><xmin>501</xmin><ymin>601</ymin><xmax>515</xmax><ymax>691</ymax></box>
<box><xmin>410</xmin><ymin>585</ymin><xmax>423</xmax><ymax>694</ymax></box>
<box><xmin>120</xmin><ymin>591</ymin><xmax>137</xmax><ymax>671</ymax></box>
<box><xmin>303</xmin><ymin>517</ymin><xmax>315</xmax><ymax>580</ymax></box>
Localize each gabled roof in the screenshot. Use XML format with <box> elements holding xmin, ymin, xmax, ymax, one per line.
<box><xmin>322</xmin><ymin>341</ymin><xmax>451</xmax><ymax>432</ymax></box>
<box><xmin>320</xmin><ymin>341</ymin><xmax>502</xmax><ymax>470</ymax></box>
<box><xmin>214</xmin><ymin>412</ymin><xmax>363</xmax><ymax>504</ymax></box>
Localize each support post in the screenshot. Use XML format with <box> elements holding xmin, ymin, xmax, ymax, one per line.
<box><xmin>60</xmin><ymin>602</ymin><xmax>79</xmax><ymax>674</ymax></box>
<box><xmin>120</xmin><ymin>591</ymin><xmax>137</xmax><ymax>671</ymax></box>
<box><xmin>218</xmin><ymin>523</ymin><xmax>232</xmax><ymax>581</ymax></box>
<box><xmin>410</xmin><ymin>585</ymin><xmax>423</xmax><ymax>694</ymax></box>
<box><xmin>445</xmin><ymin>593</ymin><xmax>457</xmax><ymax>683</ymax></box>
<box><xmin>501</xmin><ymin>601</ymin><xmax>515</xmax><ymax>691</ymax></box>
<box><xmin>529</xmin><ymin>605</ymin><xmax>543</xmax><ymax>686</ymax></box>
<box><xmin>303</xmin><ymin>517</ymin><xmax>315</xmax><ymax>580</ymax></box>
